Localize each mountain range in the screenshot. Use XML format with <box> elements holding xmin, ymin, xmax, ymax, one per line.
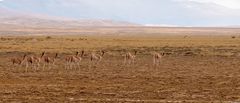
<box><xmin>0</xmin><ymin>7</ymin><xmax>140</xmax><ymax>28</ymax></box>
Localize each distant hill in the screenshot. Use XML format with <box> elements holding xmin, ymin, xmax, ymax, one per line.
<box><xmin>0</xmin><ymin>7</ymin><xmax>140</xmax><ymax>28</ymax></box>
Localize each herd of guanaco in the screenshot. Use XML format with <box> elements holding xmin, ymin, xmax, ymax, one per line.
<box><xmin>10</xmin><ymin>50</ymin><xmax>165</xmax><ymax>72</ymax></box>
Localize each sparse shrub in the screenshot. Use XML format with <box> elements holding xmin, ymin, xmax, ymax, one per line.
<box><xmin>26</xmin><ymin>38</ymin><xmax>34</xmax><ymax>41</ymax></box>
<box><xmin>78</xmin><ymin>38</ymin><xmax>88</xmax><ymax>41</ymax></box>
<box><xmin>46</xmin><ymin>36</ymin><xmax>52</xmax><ymax>39</ymax></box>
<box><xmin>37</xmin><ymin>38</ymin><xmax>44</xmax><ymax>41</ymax></box>
<box><xmin>184</xmin><ymin>51</ymin><xmax>195</xmax><ymax>56</ymax></box>
<box><xmin>231</xmin><ymin>36</ymin><xmax>236</xmax><ymax>39</ymax></box>
<box><xmin>0</xmin><ymin>37</ymin><xmax>11</xmax><ymax>41</ymax></box>
<box><xmin>79</xmin><ymin>38</ymin><xmax>84</xmax><ymax>40</ymax></box>
<box><xmin>0</xmin><ymin>37</ymin><xmax>5</xmax><ymax>41</ymax></box>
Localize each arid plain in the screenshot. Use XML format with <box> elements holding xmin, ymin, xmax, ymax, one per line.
<box><xmin>1</xmin><ymin>27</ymin><xmax>240</xmax><ymax>102</ymax></box>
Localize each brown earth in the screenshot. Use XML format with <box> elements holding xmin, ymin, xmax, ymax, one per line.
<box><xmin>1</xmin><ymin>54</ymin><xmax>240</xmax><ymax>102</ymax></box>
<box><xmin>0</xmin><ymin>27</ymin><xmax>240</xmax><ymax>102</ymax></box>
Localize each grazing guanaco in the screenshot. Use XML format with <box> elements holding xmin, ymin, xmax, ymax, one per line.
<box><xmin>152</xmin><ymin>52</ymin><xmax>165</xmax><ymax>66</ymax></box>
<box><xmin>124</xmin><ymin>50</ymin><xmax>137</xmax><ymax>65</ymax></box>
<box><xmin>11</xmin><ymin>54</ymin><xmax>27</xmax><ymax>68</ymax></box>
<box><xmin>65</xmin><ymin>51</ymin><xmax>84</xmax><ymax>70</ymax></box>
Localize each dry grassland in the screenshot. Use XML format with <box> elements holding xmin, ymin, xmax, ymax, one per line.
<box><xmin>0</xmin><ymin>27</ymin><xmax>240</xmax><ymax>102</ymax></box>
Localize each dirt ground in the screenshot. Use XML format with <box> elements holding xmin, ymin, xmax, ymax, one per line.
<box><xmin>1</xmin><ymin>27</ymin><xmax>240</xmax><ymax>102</ymax></box>
<box><xmin>0</xmin><ymin>53</ymin><xmax>240</xmax><ymax>102</ymax></box>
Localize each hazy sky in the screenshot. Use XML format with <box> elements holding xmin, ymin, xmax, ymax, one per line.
<box><xmin>1</xmin><ymin>0</ymin><xmax>240</xmax><ymax>26</ymax></box>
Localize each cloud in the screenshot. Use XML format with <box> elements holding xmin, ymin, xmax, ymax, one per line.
<box><xmin>181</xmin><ymin>0</ymin><xmax>240</xmax><ymax>9</ymax></box>
<box><xmin>1</xmin><ymin>0</ymin><xmax>240</xmax><ymax>26</ymax></box>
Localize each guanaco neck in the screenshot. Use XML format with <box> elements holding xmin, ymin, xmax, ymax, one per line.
<box><xmin>41</xmin><ymin>52</ymin><xmax>45</xmax><ymax>58</ymax></box>
<box><xmin>22</xmin><ymin>54</ymin><xmax>27</xmax><ymax>60</ymax></box>
<box><xmin>75</xmin><ymin>52</ymin><xmax>79</xmax><ymax>57</ymax></box>
<box><xmin>81</xmin><ymin>50</ymin><xmax>84</xmax><ymax>57</ymax></box>
<box><xmin>101</xmin><ymin>51</ymin><xmax>105</xmax><ymax>56</ymax></box>
<box><xmin>134</xmin><ymin>51</ymin><xmax>137</xmax><ymax>55</ymax></box>
<box><xmin>54</xmin><ymin>53</ymin><xmax>58</xmax><ymax>59</ymax></box>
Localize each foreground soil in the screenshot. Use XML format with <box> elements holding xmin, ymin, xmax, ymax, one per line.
<box><xmin>0</xmin><ymin>54</ymin><xmax>240</xmax><ymax>103</ymax></box>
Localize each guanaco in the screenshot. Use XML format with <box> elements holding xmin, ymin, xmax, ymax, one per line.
<box><xmin>124</xmin><ymin>50</ymin><xmax>137</xmax><ymax>65</ymax></box>
<box><xmin>90</xmin><ymin>50</ymin><xmax>105</xmax><ymax>64</ymax></box>
<box><xmin>25</xmin><ymin>52</ymin><xmax>46</xmax><ymax>71</ymax></box>
<box><xmin>11</xmin><ymin>54</ymin><xmax>27</xmax><ymax>68</ymax></box>
<box><xmin>42</xmin><ymin>53</ymin><xmax>58</xmax><ymax>70</ymax></box>
<box><xmin>65</xmin><ymin>51</ymin><xmax>84</xmax><ymax>70</ymax></box>
<box><xmin>152</xmin><ymin>52</ymin><xmax>165</xmax><ymax>66</ymax></box>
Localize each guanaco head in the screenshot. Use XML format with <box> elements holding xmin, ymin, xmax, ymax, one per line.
<box><xmin>41</xmin><ymin>52</ymin><xmax>45</xmax><ymax>58</ymax></box>
<box><xmin>11</xmin><ymin>58</ymin><xmax>15</xmax><ymax>64</ymax></box>
<box><xmin>54</xmin><ymin>53</ymin><xmax>59</xmax><ymax>58</ymax></box>
<box><xmin>161</xmin><ymin>52</ymin><xmax>165</xmax><ymax>56</ymax></box>
<box><xmin>20</xmin><ymin>54</ymin><xmax>27</xmax><ymax>64</ymax></box>
<box><xmin>21</xmin><ymin>54</ymin><xmax>27</xmax><ymax>61</ymax></box>
<box><xmin>81</xmin><ymin>50</ymin><xmax>85</xmax><ymax>57</ymax></box>
<box><xmin>75</xmin><ymin>51</ymin><xmax>79</xmax><ymax>56</ymax></box>
<box><xmin>101</xmin><ymin>50</ymin><xmax>105</xmax><ymax>56</ymax></box>
<box><xmin>23</xmin><ymin>54</ymin><xmax>27</xmax><ymax>58</ymax></box>
<box><xmin>134</xmin><ymin>50</ymin><xmax>137</xmax><ymax>55</ymax></box>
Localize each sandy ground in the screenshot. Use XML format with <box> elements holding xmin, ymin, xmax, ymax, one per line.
<box><xmin>1</xmin><ymin>27</ymin><xmax>240</xmax><ymax>102</ymax></box>
<box><xmin>0</xmin><ymin>54</ymin><xmax>240</xmax><ymax>102</ymax></box>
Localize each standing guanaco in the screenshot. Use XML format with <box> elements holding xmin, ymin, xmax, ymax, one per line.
<box><xmin>124</xmin><ymin>50</ymin><xmax>137</xmax><ymax>65</ymax></box>
<box><xmin>33</xmin><ymin>52</ymin><xmax>45</xmax><ymax>69</ymax></box>
<box><xmin>25</xmin><ymin>52</ymin><xmax>45</xmax><ymax>72</ymax></box>
<box><xmin>90</xmin><ymin>50</ymin><xmax>105</xmax><ymax>64</ymax></box>
<box><xmin>65</xmin><ymin>51</ymin><xmax>84</xmax><ymax>70</ymax></box>
<box><xmin>152</xmin><ymin>52</ymin><xmax>165</xmax><ymax>66</ymax></box>
<box><xmin>42</xmin><ymin>53</ymin><xmax>58</xmax><ymax>70</ymax></box>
